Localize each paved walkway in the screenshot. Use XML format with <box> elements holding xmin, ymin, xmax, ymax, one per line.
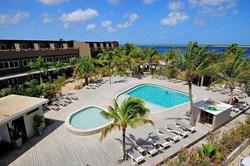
<box><xmin>229</xmin><ymin>145</ymin><xmax>250</xmax><ymax>166</ymax></box>
<box><xmin>1</xmin><ymin>76</ymin><xmax>249</xmax><ymax>166</ymax></box>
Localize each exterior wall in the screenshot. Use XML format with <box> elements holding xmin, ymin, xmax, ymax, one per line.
<box><xmin>213</xmin><ymin>109</ymin><xmax>231</xmax><ymax>129</ymax></box>
<box><xmin>0</xmin><ymin>124</ymin><xmax>11</xmax><ymax>142</ymax></box>
<box><xmin>73</xmin><ymin>41</ymin><xmax>91</xmax><ymax>57</ymax></box>
<box><xmin>23</xmin><ymin>105</ymin><xmax>44</xmax><ymax>139</ymax></box>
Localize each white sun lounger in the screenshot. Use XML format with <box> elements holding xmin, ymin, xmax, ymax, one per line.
<box><xmin>158</xmin><ymin>127</ymin><xmax>181</xmax><ymax>142</ymax></box>
<box><xmin>167</xmin><ymin>124</ymin><xmax>189</xmax><ymax>137</ymax></box>
<box><xmin>126</xmin><ymin>147</ymin><xmax>145</xmax><ymax>165</ymax></box>
<box><xmin>175</xmin><ymin>120</ymin><xmax>196</xmax><ymax>133</ymax></box>
<box><xmin>148</xmin><ymin>132</ymin><xmax>170</xmax><ymax>149</ymax></box>
<box><xmin>136</xmin><ymin>138</ymin><xmax>158</xmax><ymax>157</ymax></box>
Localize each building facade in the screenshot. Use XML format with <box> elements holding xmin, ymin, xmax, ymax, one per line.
<box><xmin>0</xmin><ymin>39</ymin><xmax>119</xmax><ymax>87</ymax></box>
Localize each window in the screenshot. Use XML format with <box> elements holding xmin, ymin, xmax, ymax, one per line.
<box><xmin>0</xmin><ymin>60</ymin><xmax>19</xmax><ymax>70</ymax></box>
<box><xmin>0</xmin><ymin>62</ymin><xmax>4</xmax><ymax>69</ymax></box>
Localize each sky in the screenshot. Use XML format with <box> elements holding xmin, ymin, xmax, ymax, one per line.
<box><xmin>0</xmin><ymin>0</ymin><xmax>250</xmax><ymax>45</ymax></box>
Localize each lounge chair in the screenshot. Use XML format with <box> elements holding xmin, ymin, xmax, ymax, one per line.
<box><xmin>166</xmin><ymin>124</ymin><xmax>189</xmax><ymax>137</ymax></box>
<box><xmin>54</xmin><ymin>100</ymin><xmax>67</xmax><ymax>106</ymax></box>
<box><xmin>44</xmin><ymin>105</ymin><xmax>60</xmax><ymax>111</ymax></box>
<box><xmin>148</xmin><ymin>132</ymin><xmax>170</xmax><ymax>149</ymax></box>
<box><xmin>135</xmin><ymin>138</ymin><xmax>158</xmax><ymax>157</ymax></box>
<box><xmin>126</xmin><ymin>146</ymin><xmax>145</xmax><ymax>165</ymax></box>
<box><xmin>175</xmin><ymin>120</ymin><xmax>196</xmax><ymax>133</ymax></box>
<box><xmin>158</xmin><ymin>127</ymin><xmax>181</xmax><ymax>142</ymax></box>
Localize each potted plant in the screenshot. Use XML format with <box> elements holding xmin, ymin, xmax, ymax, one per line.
<box><xmin>34</xmin><ymin>115</ymin><xmax>45</xmax><ymax>136</ymax></box>
<box><xmin>10</xmin><ymin>127</ymin><xmax>22</xmax><ymax>150</ymax></box>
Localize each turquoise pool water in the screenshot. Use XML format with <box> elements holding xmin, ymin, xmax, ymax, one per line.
<box><xmin>69</xmin><ymin>107</ymin><xmax>110</xmax><ymax>130</ymax></box>
<box><xmin>118</xmin><ymin>84</ymin><xmax>189</xmax><ymax>111</ymax></box>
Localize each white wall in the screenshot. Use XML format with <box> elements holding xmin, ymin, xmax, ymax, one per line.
<box><xmin>23</xmin><ymin>106</ymin><xmax>44</xmax><ymax>139</ymax></box>
<box><xmin>0</xmin><ymin>124</ymin><xmax>11</xmax><ymax>143</ymax></box>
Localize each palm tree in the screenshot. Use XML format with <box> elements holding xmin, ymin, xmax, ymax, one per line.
<box><xmin>98</xmin><ymin>50</ymin><xmax>116</xmax><ymax>84</ymax></box>
<box><xmin>143</xmin><ymin>48</ymin><xmax>159</xmax><ymax>74</ymax></box>
<box><xmin>52</xmin><ymin>61</ymin><xmax>65</xmax><ymax>76</ymax></box>
<box><xmin>28</xmin><ymin>57</ymin><xmax>48</xmax><ymax>84</ymax></box>
<box><xmin>208</xmin><ymin>45</ymin><xmax>250</xmax><ymax>104</ymax></box>
<box><xmin>100</xmin><ymin>97</ymin><xmax>154</xmax><ymax>160</ymax></box>
<box><xmin>70</xmin><ymin>57</ymin><xmax>95</xmax><ymax>85</ymax></box>
<box><xmin>170</xmin><ymin>42</ymin><xmax>211</xmax><ymax>126</ymax></box>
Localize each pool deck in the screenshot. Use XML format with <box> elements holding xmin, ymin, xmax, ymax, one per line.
<box><xmin>1</xmin><ymin>76</ymin><xmax>249</xmax><ymax>166</ymax></box>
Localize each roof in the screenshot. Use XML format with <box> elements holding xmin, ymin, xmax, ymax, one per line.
<box><xmin>0</xmin><ymin>95</ymin><xmax>48</xmax><ymax>125</ymax></box>
<box><xmin>193</xmin><ymin>98</ymin><xmax>232</xmax><ymax>115</ymax></box>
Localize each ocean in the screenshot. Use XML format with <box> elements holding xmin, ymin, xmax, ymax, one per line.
<box><xmin>138</xmin><ymin>45</ymin><xmax>250</xmax><ymax>57</ymax></box>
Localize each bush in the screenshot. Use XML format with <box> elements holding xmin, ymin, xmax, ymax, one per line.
<box><xmin>164</xmin><ymin>116</ymin><xmax>250</xmax><ymax>165</ymax></box>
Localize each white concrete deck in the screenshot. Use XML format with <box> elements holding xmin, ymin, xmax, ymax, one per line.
<box><xmin>1</xmin><ymin>76</ymin><xmax>249</xmax><ymax>166</ymax></box>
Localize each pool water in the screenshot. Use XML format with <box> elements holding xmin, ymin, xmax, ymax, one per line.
<box><xmin>69</xmin><ymin>107</ymin><xmax>110</xmax><ymax>130</ymax></box>
<box><xmin>118</xmin><ymin>84</ymin><xmax>189</xmax><ymax>112</ymax></box>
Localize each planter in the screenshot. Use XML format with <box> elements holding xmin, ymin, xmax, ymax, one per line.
<box><xmin>12</xmin><ymin>137</ymin><xmax>22</xmax><ymax>150</ymax></box>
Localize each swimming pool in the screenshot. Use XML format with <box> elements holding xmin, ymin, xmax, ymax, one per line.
<box><xmin>117</xmin><ymin>84</ymin><xmax>189</xmax><ymax>113</ymax></box>
<box><xmin>66</xmin><ymin>106</ymin><xmax>111</xmax><ymax>136</ymax></box>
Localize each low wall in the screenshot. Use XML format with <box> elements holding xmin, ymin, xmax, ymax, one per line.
<box><xmin>223</xmin><ymin>138</ymin><xmax>249</xmax><ymax>166</ymax></box>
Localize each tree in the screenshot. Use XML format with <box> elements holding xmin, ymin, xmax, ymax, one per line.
<box><xmin>28</xmin><ymin>56</ymin><xmax>48</xmax><ymax>84</ymax></box>
<box><xmin>98</xmin><ymin>50</ymin><xmax>116</xmax><ymax>84</ymax></box>
<box><xmin>100</xmin><ymin>97</ymin><xmax>154</xmax><ymax>160</ymax></box>
<box><xmin>208</xmin><ymin>45</ymin><xmax>250</xmax><ymax>104</ymax></box>
<box><xmin>70</xmin><ymin>57</ymin><xmax>95</xmax><ymax>85</ymax></box>
<box><xmin>143</xmin><ymin>48</ymin><xmax>159</xmax><ymax>73</ymax></box>
<box><xmin>52</xmin><ymin>61</ymin><xmax>66</xmax><ymax>76</ymax></box>
<box><xmin>170</xmin><ymin>42</ymin><xmax>211</xmax><ymax>126</ymax></box>
<box><xmin>53</xmin><ymin>76</ymin><xmax>66</xmax><ymax>94</ymax></box>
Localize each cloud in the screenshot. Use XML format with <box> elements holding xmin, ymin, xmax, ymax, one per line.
<box><xmin>38</xmin><ymin>0</ymin><xmax>68</xmax><ymax>5</ymax></box>
<box><xmin>42</xmin><ymin>13</ymin><xmax>54</xmax><ymax>24</ymax></box>
<box><xmin>143</xmin><ymin>0</ymin><xmax>156</xmax><ymax>5</ymax></box>
<box><xmin>86</xmin><ymin>23</ymin><xmax>96</xmax><ymax>31</ymax></box>
<box><xmin>59</xmin><ymin>8</ymin><xmax>99</xmax><ymax>28</ymax></box>
<box><xmin>117</xmin><ymin>13</ymin><xmax>138</xmax><ymax>29</ymax></box>
<box><xmin>161</xmin><ymin>12</ymin><xmax>189</xmax><ymax>26</ymax></box>
<box><xmin>168</xmin><ymin>1</ymin><xmax>183</xmax><ymax>10</ymax></box>
<box><xmin>193</xmin><ymin>17</ymin><xmax>206</xmax><ymax>26</ymax></box>
<box><xmin>101</xmin><ymin>20</ymin><xmax>112</xmax><ymax>27</ymax></box>
<box><xmin>101</xmin><ymin>13</ymin><xmax>139</xmax><ymax>33</ymax></box>
<box><xmin>129</xmin><ymin>13</ymin><xmax>138</xmax><ymax>22</ymax></box>
<box><xmin>0</xmin><ymin>11</ymin><xmax>29</xmax><ymax>25</ymax></box>
<box><xmin>108</xmin><ymin>0</ymin><xmax>121</xmax><ymax>5</ymax></box>
<box><xmin>188</xmin><ymin>0</ymin><xmax>237</xmax><ymax>16</ymax></box>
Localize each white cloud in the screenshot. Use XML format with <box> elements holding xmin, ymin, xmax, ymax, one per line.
<box><xmin>0</xmin><ymin>11</ymin><xmax>29</xmax><ymax>25</ymax></box>
<box><xmin>168</xmin><ymin>1</ymin><xmax>183</xmax><ymax>10</ymax></box>
<box><xmin>59</xmin><ymin>8</ymin><xmax>99</xmax><ymax>28</ymax></box>
<box><xmin>188</xmin><ymin>0</ymin><xmax>237</xmax><ymax>16</ymax></box>
<box><xmin>108</xmin><ymin>0</ymin><xmax>121</xmax><ymax>5</ymax></box>
<box><xmin>129</xmin><ymin>13</ymin><xmax>138</xmax><ymax>22</ymax></box>
<box><xmin>38</xmin><ymin>0</ymin><xmax>68</xmax><ymax>5</ymax></box>
<box><xmin>101</xmin><ymin>20</ymin><xmax>112</xmax><ymax>27</ymax></box>
<box><xmin>143</xmin><ymin>0</ymin><xmax>156</xmax><ymax>5</ymax></box>
<box><xmin>193</xmin><ymin>17</ymin><xmax>206</xmax><ymax>26</ymax></box>
<box><xmin>161</xmin><ymin>12</ymin><xmax>189</xmax><ymax>26</ymax></box>
<box><xmin>42</xmin><ymin>13</ymin><xmax>54</xmax><ymax>24</ymax></box>
<box><xmin>86</xmin><ymin>24</ymin><xmax>96</xmax><ymax>31</ymax></box>
<box><xmin>101</xmin><ymin>13</ymin><xmax>139</xmax><ymax>33</ymax></box>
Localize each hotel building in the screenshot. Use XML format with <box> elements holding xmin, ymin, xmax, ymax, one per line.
<box><xmin>0</xmin><ymin>39</ymin><xmax>119</xmax><ymax>87</ymax></box>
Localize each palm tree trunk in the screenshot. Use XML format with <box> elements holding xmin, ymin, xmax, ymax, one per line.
<box><xmin>109</xmin><ymin>64</ymin><xmax>112</xmax><ymax>84</ymax></box>
<box><xmin>122</xmin><ymin>127</ymin><xmax>126</xmax><ymax>160</ymax></box>
<box><xmin>39</xmin><ymin>72</ymin><xmax>43</xmax><ymax>84</ymax></box>
<box><xmin>229</xmin><ymin>87</ymin><xmax>234</xmax><ymax>105</ymax></box>
<box><xmin>84</xmin><ymin>75</ymin><xmax>89</xmax><ymax>85</ymax></box>
<box><xmin>188</xmin><ymin>81</ymin><xmax>195</xmax><ymax>126</ymax></box>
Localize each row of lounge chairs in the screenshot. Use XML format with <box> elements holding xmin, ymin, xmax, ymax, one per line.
<box><xmin>232</xmin><ymin>101</ymin><xmax>249</xmax><ymax>113</ymax></box>
<box><xmin>44</xmin><ymin>93</ymin><xmax>78</xmax><ymax>111</ymax></box>
<box><xmin>207</xmin><ymin>86</ymin><xmax>248</xmax><ymax>99</ymax></box>
<box><xmin>125</xmin><ymin>120</ymin><xmax>196</xmax><ymax>165</ymax></box>
<box><xmin>85</xmin><ymin>79</ymin><xmax>108</xmax><ymax>90</ymax></box>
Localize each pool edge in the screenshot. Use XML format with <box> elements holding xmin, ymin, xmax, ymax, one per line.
<box><xmin>65</xmin><ymin>105</ymin><xmax>112</xmax><ymax>136</ymax></box>
<box><xmin>115</xmin><ymin>83</ymin><xmax>194</xmax><ymax>114</ymax></box>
